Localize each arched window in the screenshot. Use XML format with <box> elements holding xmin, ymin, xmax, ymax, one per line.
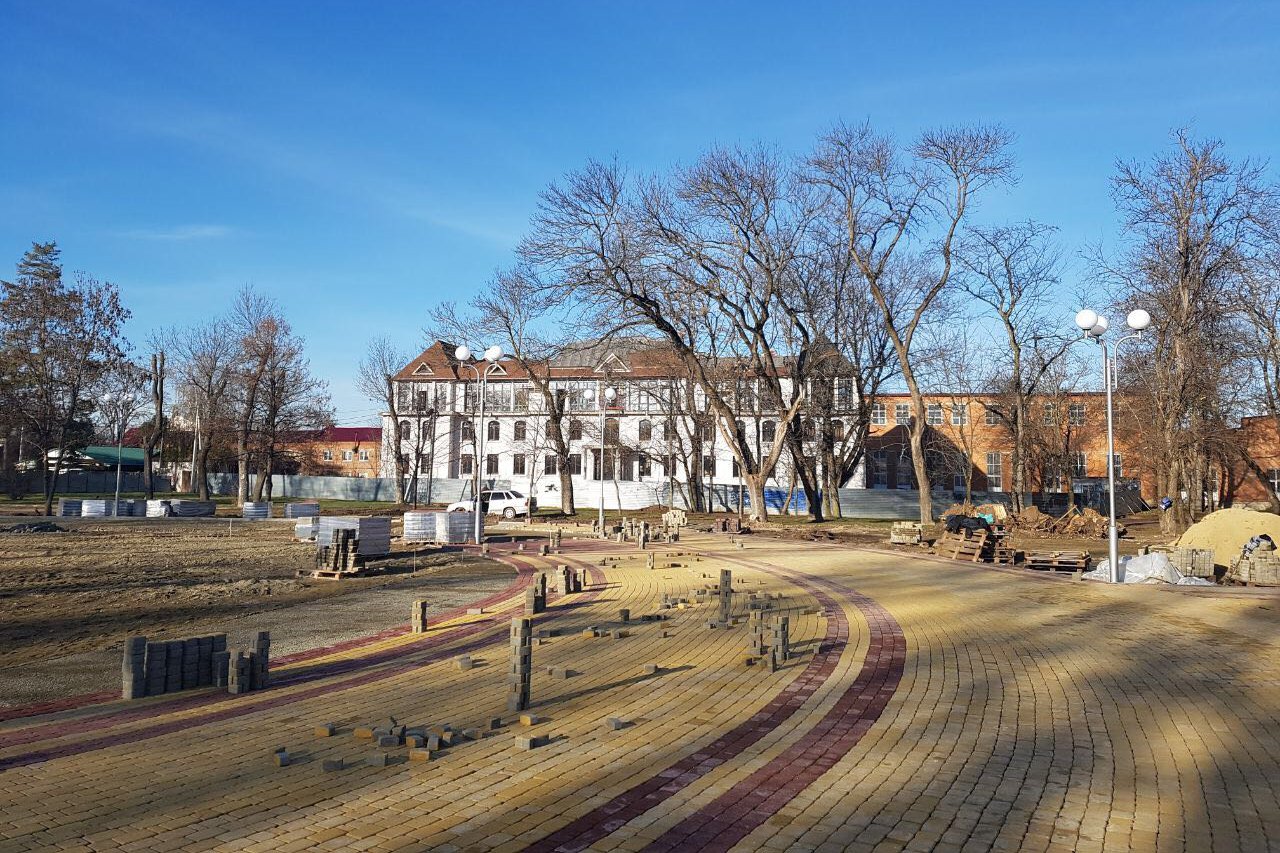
<box><xmin>638</xmin><ymin>419</ymin><xmax>652</xmax><ymax>442</ymax></box>
<box><xmin>514</xmin><ymin>420</ymin><xmax>527</xmax><ymax>442</ymax></box>
<box><xmin>761</xmin><ymin>421</ymin><xmax>776</xmax><ymax>443</ymax></box>
<box><xmin>487</xmin><ymin>420</ymin><xmax>500</xmax><ymax>441</ymax></box>
<box><xmin>832</xmin><ymin>419</ymin><xmax>845</xmax><ymax>441</ymax></box>
<box><xmin>605</xmin><ymin>417</ymin><xmax>620</xmax><ymax>444</ymax></box>
<box><xmin>663</xmin><ymin>418</ymin><xmax>675</xmax><ymax>441</ymax></box>
<box><xmin>461</xmin><ymin>419</ymin><xmax>474</xmax><ymax>440</ymax></box>
<box><xmin>569</xmin><ymin>419</ymin><xmax>582</xmax><ymax>441</ymax></box>
<box><xmin>802</xmin><ymin>419</ymin><xmax>816</xmax><ymax>442</ymax></box>
<box><xmin>398</xmin><ymin>420</ymin><xmax>411</xmax><ymax>440</ymax></box>
<box><xmin>700</xmin><ymin>420</ymin><xmax>714</xmax><ymax>441</ymax></box>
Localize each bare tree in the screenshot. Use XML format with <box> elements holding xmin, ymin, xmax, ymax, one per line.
<box><xmin>357</xmin><ymin>337</ymin><xmax>411</xmax><ymax>501</ymax></box>
<box><xmin>955</xmin><ymin>221</ymin><xmax>1071</xmax><ymax>510</ymax></box>
<box><xmin>431</xmin><ymin>269</ymin><xmax>586</xmax><ymax>515</ymax></box>
<box><xmin>139</xmin><ymin>350</ymin><xmax>166</xmax><ymax>499</ymax></box>
<box><xmin>252</xmin><ymin>325</ymin><xmax>332</xmax><ymax>501</ymax></box>
<box><xmin>808</xmin><ymin>122</ymin><xmax>1014</xmax><ymax>523</ymax></box>
<box><xmin>228</xmin><ymin>288</ymin><xmax>277</xmax><ymax>506</ymax></box>
<box><xmin>1097</xmin><ymin>129</ymin><xmax>1280</xmax><ymax>532</ymax></box>
<box><xmin>522</xmin><ymin>151</ymin><xmax>813</xmax><ymax>521</ymax></box>
<box><xmin>166</xmin><ymin>318</ymin><xmax>236</xmax><ymax>500</ymax></box>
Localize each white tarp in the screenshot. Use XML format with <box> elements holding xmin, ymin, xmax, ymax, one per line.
<box><xmin>1084</xmin><ymin>553</ymin><xmax>1214</xmax><ymax>586</ymax></box>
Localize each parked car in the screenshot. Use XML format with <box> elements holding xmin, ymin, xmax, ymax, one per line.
<box><xmin>446</xmin><ymin>489</ymin><xmax>536</xmax><ymax>518</ymax></box>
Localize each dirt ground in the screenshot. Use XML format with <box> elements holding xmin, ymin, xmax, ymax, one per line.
<box><xmin>0</xmin><ymin>517</ymin><xmax>514</xmax><ymax>709</ymax></box>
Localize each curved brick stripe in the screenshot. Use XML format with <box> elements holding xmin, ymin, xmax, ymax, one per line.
<box><xmin>640</xmin><ymin>555</ymin><xmax>906</xmax><ymax>852</ymax></box>
<box><xmin>0</xmin><ymin>559</ymin><xmax>604</xmax><ymax>765</ymax></box>
<box><xmin>0</xmin><ymin>543</ymin><xmax>541</xmax><ymax>725</ymax></box>
<box><xmin>522</xmin><ymin>563</ymin><xmax>852</xmax><ymax>853</ymax></box>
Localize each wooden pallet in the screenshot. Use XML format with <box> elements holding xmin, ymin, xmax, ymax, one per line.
<box><xmin>1025</xmin><ymin>551</ymin><xmax>1091</xmax><ymax>572</ymax></box>
<box><xmin>934</xmin><ymin>530</ymin><xmax>989</xmax><ymax>563</ymax></box>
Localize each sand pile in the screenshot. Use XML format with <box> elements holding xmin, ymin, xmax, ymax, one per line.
<box><xmin>1175</xmin><ymin>508</ymin><xmax>1280</xmax><ymax>567</ymax></box>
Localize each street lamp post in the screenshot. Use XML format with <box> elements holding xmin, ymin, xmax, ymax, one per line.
<box><xmin>585</xmin><ymin>385</ymin><xmax>616</xmax><ymax>536</ymax></box>
<box><xmin>1073</xmin><ymin>307</ymin><xmax>1152</xmax><ymax>583</ymax></box>
<box><xmin>455</xmin><ymin>344</ymin><xmax>504</xmax><ymax>546</ymax></box>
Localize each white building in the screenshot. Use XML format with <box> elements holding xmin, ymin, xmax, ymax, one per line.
<box><xmin>380</xmin><ymin>339</ymin><xmax>864</xmax><ymax>510</ymax></box>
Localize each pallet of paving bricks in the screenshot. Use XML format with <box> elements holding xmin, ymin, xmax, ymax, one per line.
<box><xmin>303</xmin><ymin>528</ymin><xmax>369</xmax><ymax>578</ymax></box>
<box><xmin>933</xmin><ymin>530</ymin><xmax>989</xmax><ymax>563</ymax></box>
<box><xmin>1025</xmin><ymin>550</ymin><xmax>1092</xmax><ymax>572</ymax></box>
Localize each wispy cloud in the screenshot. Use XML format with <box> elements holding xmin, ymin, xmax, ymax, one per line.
<box><xmin>116</xmin><ymin>224</ymin><xmax>235</xmax><ymax>241</ymax></box>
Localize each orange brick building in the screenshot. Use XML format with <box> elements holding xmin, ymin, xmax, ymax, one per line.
<box><xmin>1225</xmin><ymin>415</ymin><xmax>1280</xmax><ymax>508</ymax></box>
<box><xmin>864</xmin><ymin>391</ymin><xmax>1152</xmax><ymax>500</ymax></box>
<box><xmin>283</xmin><ymin>427</ymin><xmax>382</xmax><ymax>478</ymax></box>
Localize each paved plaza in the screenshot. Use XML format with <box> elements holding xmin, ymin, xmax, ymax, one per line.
<box><xmin>1</xmin><ymin>532</ymin><xmax>1278</xmax><ymax>852</ymax></box>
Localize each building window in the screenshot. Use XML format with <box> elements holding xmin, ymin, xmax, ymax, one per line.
<box><xmin>514</xmin><ymin>420</ymin><xmax>527</xmax><ymax>442</ymax></box>
<box><xmin>569</xmin><ymin>453</ymin><xmax>582</xmax><ymax>476</ymax></box>
<box><xmin>420</xmin><ymin>458</ymin><xmax>431</xmax><ymax>474</ymax></box>
<box><xmin>604</xmin><ymin>417</ymin><xmax>620</xmax><ymax>444</ymax></box>
<box><xmin>1071</xmin><ymin>451</ymin><xmax>1087</xmax><ymax>478</ymax></box>
<box><xmin>342</xmin><ymin>450</ymin><xmax>354</xmax><ymax>462</ymax></box>
<box><xmin>954</xmin><ymin>473</ymin><xmax>967</xmax><ymax>491</ymax></box>
<box><xmin>513</xmin><ymin>454</ymin><xmax>526</xmax><ymax>476</ymax></box>
<box><xmin>638</xmin><ymin>453</ymin><xmax>651</xmax><ymax>477</ymax></box>
<box><xmin>832</xmin><ymin>420</ymin><xmax>844</xmax><ymax>441</ymax></box>
<box><xmin>1268</xmin><ymin>469</ymin><xmax>1280</xmax><ymax>494</ymax></box>
<box><xmin>514</xmin><ymin>384</ymin><xmax>529</xmax><ymax>411</ymax></box>
<box><xmin>399</xmin><ymin>420</ymin><xmax>411</xmax><ymax>440</ymax></box>
<box><xmin>700</xmin><ymin>420</ymin><xmax>714</xmax><ymax>441</ymax></box>
<box><xmin>1110</xmin><ymin>453</ymin><xmax>1123</xmax><ymax>478</ymax></box>
<box><xmin>358</xmin><ymin>449</ymin><xmax>370</xmax><ymax>462</ymax></box>
<box><xmin>986</xmin><ymin>451</ymin><xmax>1003</xmax><ymax>491</ymax></box>
<box><xmin>895</xmin><ymin>403</ymin><xmax>911</xmax><ymax>425</ymax></box>
<box><xmin>544</xmin><ymin>455</ymin><xmax>557</xmax><ymax>475</ymax></box>
<box><xmin>732</xmin><ymin>458</ymin><xmax>741</xmax><ymax>477</ymax></box>
<box><xmin>836</xmin><ymin>379</ymin><xmax>854</xmax><ymax>410</ymax></box>
<box><xmin>486</xmin><ymin>454</ymin><xmax>498</xmax><ymax>475</ymax></box>
<box><xmin>487</xmin><ymin>420</ymin><xmax>500</xmax><ymax>441</ymax></box>
<box><xmin>1043</xmin><ymin>403</ymin><xmax>1057</xmax><ymax>425</ymax></box>
<box><xmin>662</xmin><ymin>454</ymin><xmax>677</xmax><ymax>476</ymax></box>
<box><xmin>801</xmin><ymin>419</ymin><xmax>816</xmax><ymax>442</ymax></box>
<box><xmin>951</xmin><ymin>403</ymin><xmax>968</xmax><ymax>426</ymax></box>
<box><xmin>1068</xmin><ymin>403</ymin><xmax>1086</xmax><ymax>426</ymax></box>
<box><xmin>460</xmin><ymin>455</ymin><xmax>473</xmax><ymax>476</ymax></box>
<box><xmin>985</xmin><ymin>407</ymin><xmax>1000</xmax><ymax>426</ymax></box>
<box><xmin>569</xmin><ymin>419</ymin><xmax>582</xmax><ymax>441</ymax></box>
<box><xmin>702</xmin><ymin>455</ymin><xmax>716</xmax><ymax>478</ymax></box>
<box><xmin>926</xmin><ymin>404</ymin><xmax>943</xmax><ymax>426</ymax></box>
<box><xmin>461</xmin><ymin>419</ymin><xmax>474</xmax><ymax>440</ymax></box>
<box><xmin>322</xmin><ymin>449</ymin><xmax>333</xmax><ymax>461</ymax></box>
<box><xmin>761</xmin><ymin>421</ymin><xmax>776</xmax><ymax>443</ymax></box>
<box><xmin>871</xmin><ymin>450</ymin><xmax>888</xmax><ymax>488</ymax></box>
<box><xmin>638</xmin><ymin>419</ymin><xmax>652</xmax><ymax>442</ymax></box>
<box><xmin>663</xmin><ymin>418</ymin><xmax>675</xmax><ymax>441</ymax></box>
<box><xmin>871</xmin><ymin>403</ymin><xmax>886</xmax><ymax>426</ymax></box>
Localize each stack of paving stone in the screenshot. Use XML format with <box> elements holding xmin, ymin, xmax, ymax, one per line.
<box><xmin>56</xmin><ymin>498</ymin><xmax>83</xmax><ymax>517</ymax></box>
<box><xmin>226</xmin><ymin>632</ymin><xmax>271</xmax><ymax>695</ymax></box>
<box><xmin>525</xmin><ymin>584</ymin><xmax>545</xmax><ymax>614</ymax></box>
<box><xmin>293</xmin><ymin>517</ymin><xmax>318</xmax><ymax>541</ymax></box>
<box><xmin>145</xmin><ymin>500</ymin><xmax>173</xmax><ymax>517</ymax></box>
<box><xmin>1232</xmin><ymin>542</ymin><xmax>1280</xmax><ymax>585</ymax></box>
<box><xmin>411</xmin><ymin>599</ymin><xmax>429</xmax><ymax>633</ymax></box>
<box><xmin>241</xmin><ymin>501</ymin><xmax>271</xmax><ymax>519</ymax></box>
<box><xmin>170</xmin><ymin>500</ymin><xmax>216</xmax><ymax>517</ymax></box>
<box><xmin>557</xmin><ymin>565</ymin><xmax>573</xmax><ymax>595</ymax></box>
<box><xmin>317</xmin><ymin>517</ymin><xmax>392</xmax><ymax>557</ymax></box>
<box><xmin>403</xmin><ymin>511</ymin><xmax>439</xmax><ymax>543</ymax></box>
<box><xmin>748</xmin><ymin>611</ymin><xmax>768</xmax><ymax>655</ymax></box>
<box><xmin>435</xmin><ymin>511</ymin><xmax>475</xmax><ymax>544</ymax></box>
<box><xmin>718</xmin><ymin>569</ymin><xmax>733</xmax><ymax>625</ymax></box>
<box><xmin>508</xmin><ymin>617</ymin><xmax>532</xmax><ymax>711</ymax></box>
<box><xmin>283</xmin><ymin>502</ymin><xmax>320</xmax><ymax>518</ymax></box>
<box><xmin>80</xmin><ymin>499</ymin><xmax>116</xmax><ymax>517</ymax></box>
<box><xmin>130</xmin><ymin>633</ymin><xmax>228</xmax><ymax>699</ymax></box>
<box><xmin>770</xmin><ymin>615</ymin><xmax>791</xmax><ymax>664</ymax></box>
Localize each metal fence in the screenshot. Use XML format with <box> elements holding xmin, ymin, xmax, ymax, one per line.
<box><xmin>16</xmin><ymin>471</ymin><xmax>172</xmax><ymax>496</ymax></box>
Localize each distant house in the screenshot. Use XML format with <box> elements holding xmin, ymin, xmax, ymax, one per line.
<box><xmin>281</xmin><ymin>427</ymin><xmax>382</xmax><ymax>478</ymax></box>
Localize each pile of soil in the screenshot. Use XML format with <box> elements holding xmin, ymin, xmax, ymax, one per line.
<box><xmin>1</xmin><ymin>522</ymin><xmax>67</xmax><ymax>534</ymax></box>
<box><xmin>1176</xmin><ymin>508</ymin><xmax>1280</xmax><ymax>568</ymax></box>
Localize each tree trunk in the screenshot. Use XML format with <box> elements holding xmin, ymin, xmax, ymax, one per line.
<box><xmin>909</xmin><ymin>415</ymin><xmax>932</xmax><ymax>524</ymax></box>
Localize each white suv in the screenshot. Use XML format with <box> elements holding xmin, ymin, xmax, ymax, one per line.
<box><xmin>446</xmin><ymin>490</ymin><xmax>535</xmax><ymax>519</ymax></box>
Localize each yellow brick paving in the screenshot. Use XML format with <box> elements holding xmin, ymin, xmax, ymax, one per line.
<box><xmin>0</xmin><ymin>533</ymin><xmax>1278</xmax><ymax>852</ymax></box>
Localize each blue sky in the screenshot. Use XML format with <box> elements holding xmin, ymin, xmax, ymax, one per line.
<box><xmin>2</xmin><ymin>1</ymin><xmax>1277</xmax><ymax>422</ymax></box>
